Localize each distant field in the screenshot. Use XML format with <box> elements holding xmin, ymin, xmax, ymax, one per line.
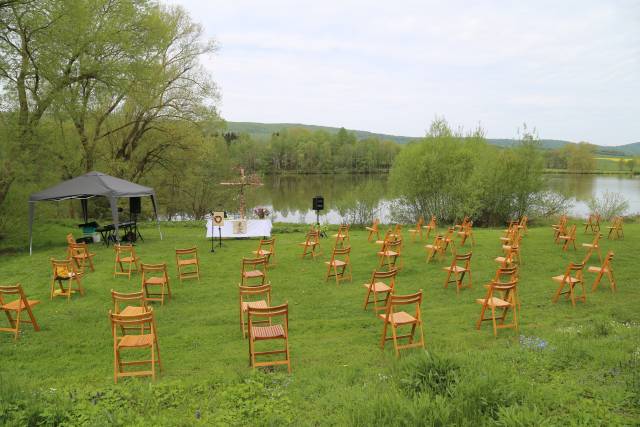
<box><xmin>595</xmin><ymin>157</ymin><xmax>634</xmax><ymax>173</ymax></box>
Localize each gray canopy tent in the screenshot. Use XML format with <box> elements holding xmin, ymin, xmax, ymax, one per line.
<box><xmin>28</xmin><ymin>171</ymin><xmax>162</xmax><ymax>254</ymax></box>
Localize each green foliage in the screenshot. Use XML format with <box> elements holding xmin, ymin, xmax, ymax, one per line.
<box><xmin>389</xmin><ymin>119</ymin><xmax>545</xmax><ymax>225</ymax></box>
<box><xmin>586</xmin><ymin>190</ymin><xmax>630</xmax><ymax>220</ymax></box>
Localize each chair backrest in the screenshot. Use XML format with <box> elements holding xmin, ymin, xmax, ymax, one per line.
<box><xmin>176</xmin><ymin>246</ymin><xmax>198</xmax><ymax>258</ymax></box>
<box><xmin>0</xmin><ymin>283</ymin><xmax>27</xmax><ymax>305</ymax></box>
<box><xmin>337</xmin><ymin>224</ymin><xmax>350</xmax><ymax>236</ymax></box>
<box><xmin>393</xmin><ymin>224</ymin><xmax>402</xmax><ymax>235</ymax></box>
<box><xmin>109</xmin><ymin>309</ymin><xmax>156</xmax><ymax>339</ymax></box>
<box><xmin>601</xmin><ymin>251</ymin><xmax>614</xmax><ymax>269</ymax></box>
<box><xmin>111</xmin><ymin>289</ymin><xmax>147</xmax><ymax>313</ymax></box>
<box><xmin>256</xmin><ymin>238</ymin><xmax>275</xmax><ymax>253</ymax></box>
<box><xmin>115</xmin><ymin>243</ymin><xmax>136</xmax><ymax>259</ymax></box>
<box><xmin>430</xmin><ymin>235</ymin><xmax>444</xmax><ymax>248</ymax></box>
<box><xmin>305</xmin><ymin>230</ymin><xmax>320</xmax><ymax>244</ymax></box>
<box><xmin>444</xmin><ymin>227</ymin><xmax>455</xmax><ymax>241</ymax></box>
<box><xmin>239</xmin><ymin>283</ymin><xmax>272</xmax><ymax>303</ymax></box>
<box><xmin>452</xmin><ymin>251</ymin><xmax>472</xmax><ymax>268</ymax></box>
<box><xmin>427</xmin><ymin>216</ymin><xmax>437</xmax><ymax>228</ymax></box>
<box><xmin>519</xmin><ymin>216</ymin><xmax>528</xmax><ymax>227</ymax></box>
<box><xmin>51</xmin><ymin>258</ymin><xmax>77</xmax><ymax>278</ymax></box>
<box><xmin>66</xmin><ymin>233</ymin><xmax>75</xmax><ymax>245</ymax></box>
<box><xmin>242</xmin><ymin>256</ymin><xmax>268</xmax><ymax>270</ymax></box>
<box><xmin>69</xmin><ymin>242</ymin><xmax>89</xmax><ymax>256</ymax></box>
<box><xmin>486</xmin><ymin>279</ymin><xmax>518</xmax><ymax>301</ymax></box>
<box><xmin>141</xmin><ymin>263</ymin><xmax>169</xmax><ymax>282</ymax></box>
<box><xmin>369</xmin><ymin>268</ymin><xmax>398</xmax><ymax>289</ymax></box>
<box><xmin>330</xmin><ymin>246</ymin><xmax>351</xmax><ymax>262</ymax></box>
<box><xmin>384</xmin><ymin>238</ymin><xmax>402</xmax><ymax>254</ymax></box>
<box><xmin>562</xmin><ymin>261</ymin><xmax>584</xmax><ymax>282</ymax></box>
<box><xmin>415</xmin><ymin>216</ymin><xmax>424</xmax><ymax>228</ymax></box>
<box><xmin>248</xmin><ymin>302</ymin><xmax>289</xmax><ymax>331</ymax></box>
<box><xmin>384</xmin><ymin>290</ymin><xmax>423</xmax><ymax>321</ymax></box>
<box><xmin>565</xmin><ymin>224</ymin><xmax>576</xmax><ymax>237</ymax></box>
<box><xmin>371</xmin><ymin>218</ymin><xmax>379</xmax><ymax>229</ymax></box>
<box><xmin>494</xmin><ymin>266</ymin><xmax>519</xmax><ymax>282</ymax></box>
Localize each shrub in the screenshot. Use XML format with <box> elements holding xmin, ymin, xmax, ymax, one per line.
<box><xmin>397</xmin><ymin>352</ymin><xmax>460</xmax><ymax>397</ymax></box>
<box><xmin>586</xmin><ymin>191</ymin><xmax>629</xmax><ymax>220</ymax></box>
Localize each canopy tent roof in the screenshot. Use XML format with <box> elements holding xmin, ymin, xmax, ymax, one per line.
<box><xmin>29</xmin><ymin>171</ymin><xmax>155</xmax><ymax>201</ymax></box>
<box><xmin>28</xmin><ymin>171</ymin><xmax>162</xmax><ymax>254</ymax></box>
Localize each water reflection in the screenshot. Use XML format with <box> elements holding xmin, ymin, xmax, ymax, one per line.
<box><xmin>244</xmin><ymin>174</ymin><xmax>640</xmax><ymax>224</ymax></box>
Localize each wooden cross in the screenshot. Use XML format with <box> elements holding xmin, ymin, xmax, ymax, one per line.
<box><xmin>220</xmin><ymin>167</ymin><xmax>263</xmax><ymax>219</ymax></box>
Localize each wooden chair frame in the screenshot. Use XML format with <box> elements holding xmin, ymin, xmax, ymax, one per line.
<box><xmin>252</xmin><ymin>238</ymin><xmax>276</xmax><ymax>268</ymax></box>
<box><xmin>363</xmin><ymin>268</ymin><xmax>397</xmax><ymax>314</ymax></box>
<box><xmin>551</xmin><ymin>262</ymin><xmax>586</xmax><ymax>307</ymax></box>
<box><xmin>239</xmin><ymin>283</ymin><xmax>272</xmax><ymax>338</ymax></box>
<box><xmin>558</xmin><ymin>224</ymin><xmax>577</xmax><ymax>251</ymax></box>
<box><xmin>443</xmin><ymin>252</ymin><xmax>472</xmax><ymax>293</ymax></box>
<box><xmin>442</xmin><ymin>227</ymin><xmax>456</xmax><ymax>255</ymax></box>
<box><xmin>517</xmin><ymin>215</ymin><xmax>528</xmax><ymax>235</ymax></box>
<box><xmin>175</xmin><ymin>247</ymin><xmax>200</xmax><ymax>283</ymax></box>
<box><xmin>332</xmin><ymin>224</ymin><xmax>351</xmax><ymax>247</ymax></box>
<box><xmin>141</xmin><ymin>263</ymin><xmax>172</xmax><ymax>305</ymax></box>
<box><xmin>408</xmin><ymin>216</ymin><xmax>424</xmax><ymax>242</ymax></box>
<box><xmin>378</xmin><ymin>239</ymin><xmax>403</xmax><ymax>270</ymax></box>
<box><xmin>425</xmin><ymin>235</ymin><xmax>445</xmax><ymax>263</ymax></box>
<box><xmin>581</xmin><ymin>233</ymin><xmax>602</xmax><ymax>264</ymax></box>
<box><xmin>111</xmin><ymin>289</ymin><xmax>149</xmax><ymax>333</ymax></box>
<box><xmin>325</xmin><ymin>246</ymin><xmax>352</xmax><ymax>285</ymax></box>
<box><xmin>68</xmin><ymin>242</ymin><xmax>96</xmax><ymax>273</ymax></box>
<box><xmin>0</xmin><ymin>284</ymin><xmax>40</xmax><ymax>340</ymax></box>
<box><xmin>476</xmin><ymin>279</ymin><xmax>518</xmax><ymax>336</ymax></box>
<box><xmin>299</xmin><ymin>230</ymin><xmax>321</xmax><ymax>259</ymax></box>
<box><xmin>422</xmin><ymin>216</ymin><xmax>437</xmax><ymax>240</ymax></box>
<box><xmin>457</xmin><ymin>221</ymin><xmax>475</xmax><ymax>247</ymax></box>
<box><xmin>607</xmin><ymin>216</ymin><xmax>624</xmax><ymax>240</ymax></box>
<box><xmin>50</xmin><ymin>258</ymin><xmax>84</xmax><ymax>301</ymax></box>
<box><xmin>113</xmin><ymin>243</ymin><xmax>140</xmax><ymax>279</ymax></box>
<box><xmin>587</xmin><ymin>251</ymin><xmax>616</xmax><ymax>293</ymax></box>
<box><xmin>109</xmin><ymin>309</ymin><xmax>161</xmax><ymax>383</ymax></box>
<box><xmin>583</xmin><ymin>214</ymin><xmax>600</xmax><ymax>234</ymax></box>
<box><xmin>240</xmin><ymin>256</ymin><xmax>268</xmax><ymax>287</ymax></box>
<box><xmin>248</xmin><ymin>303</ymin><xmax>291</xmax><ymax>373</ymax></box>
<box><xmin>378</xmin><ymin>290</ymin><xmax>425</xmax><ymax>357</ymax></box>
<box><xmin>366</xmin><ymin>219</ymin><xmax>380</xmax><ymax>242</ymax></box>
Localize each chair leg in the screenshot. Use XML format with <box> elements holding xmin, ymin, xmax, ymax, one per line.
<box><xmin>380</xmin><ymin>321</ymin><xmax>389</xmax><ymax>349</ymax></box>
<box><xmin>491</xmin><ymin>306</ymin><xmax>497</xmax><ymax>337</ymax></box>
<box><xmin>391</xmin><ymin>324</ymin><xmax>400</xmax><ymax>357</ymax></box>
<box><xmin>591</xmin><ymin>272</ymin><xmax>604</xmax><ymax>292</ymax></box>
<box><xmin>476</xmin><ymin>303</ymin><xmax>487</xmax><ymax>330</ymax></box>
<box><xmin>552</xmin><ymin>282</ymin><xmax>565</xmax><ymax>303</ymax></box>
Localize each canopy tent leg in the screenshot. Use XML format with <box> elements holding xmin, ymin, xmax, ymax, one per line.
<box><xmin>28</xmin><ymin>202</ymin><xmax>35</xmax><ymax>256</ymax></box>
<box><xmin>151</xmin><ymin>193</ymin><xmax>163</xmax><ymax>240</ymax></box>
<box><xmin>81</xmin><ymin>199</ymin><xmax>89</xmax><ymax>223</ymax></box>
<box><xmin>109</xmin><ymin>196</ymin><xmax>120</xmax><ymax>244</ymax></box>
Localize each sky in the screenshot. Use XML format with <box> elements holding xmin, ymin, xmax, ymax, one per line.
<box><xmin>168</xmin><ymin>0</ymin><xmax>639</xmax><ymax>146</ymax></box>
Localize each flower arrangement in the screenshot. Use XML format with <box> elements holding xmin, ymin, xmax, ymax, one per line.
<box><xmin>253</xmin><ymin>207</ymin><xmax>271</xmax><ymax>219</ymax></box>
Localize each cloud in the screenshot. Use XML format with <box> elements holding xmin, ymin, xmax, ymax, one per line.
<box><xmin>168</xmin><ymin>0</ymin><xmax>640</xmax><ymax>145</ymax></box>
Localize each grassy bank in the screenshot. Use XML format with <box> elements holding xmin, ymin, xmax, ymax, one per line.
<box><xmin>1</xmin><ymin>223</ymin><xmax>639</xmax><ymax>425</ymax></box>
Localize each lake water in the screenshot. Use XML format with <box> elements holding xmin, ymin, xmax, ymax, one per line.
<box><xmin>243</xmin><ymin>174</ymin><xmax>640</xmax><ymax>224</ymax></box>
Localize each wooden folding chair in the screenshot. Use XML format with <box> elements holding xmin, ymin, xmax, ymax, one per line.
<box><xmin>113</xmin><ymin>244</ymin><xmax>140</xmax><ymax>279</ymax></box>
<box><xmin>68</xmin><ymin>242</ymin><xmax>96</xmax><ymax>273</ymax></box>
<box><xmin>109</xmin><ymin>309</ymin><xmax>161</xmax><ymax>383</ymax></box>
<box><xmin>299</xmin><ymin>230</ymin><xmax>321</xmax><ymax>259</ymax></box>
<box><xmin>366</xmin><ymin>219</ymin><xmax>380</xmax><ymax>242</ymax></box>
<box><xmin>607</xmin><ymin>216</ymin><xmax>624</xmax><ymax>240</ymax></box>
<box><xmin>443</xmin><ymin>252</ymin><xmax>472</xmax><ymax>293</ymax></box>
<box><xmin>239</xmin><ymin>283</ymin><xmax>271</xmax><ymax>338</ymax></box>
<box><xmin>363</xmin><ymin>268</ymin><xmax>398</xmax><ymax>314</ymax></box>
<box><xmin>240</xmin><ymin>256</ymin><xmax>268</xmax><ymax>287</ymax></box>
<box><xmin>378</xmin><ymin>239</ymin><xmax>403</xmax><ymax>270</ymax></box>
<box><xmin>0</xmin><ymin>284</ymin><xmax>40</xmax><ymax>340</ymax></box>
<box><xmin>50</xmin><ymin>258</ymin><xmax>84</xmax><ymax>301</ymax></box>
<box><xmin>581</xmin><ymin>233</ymin><xmax>602</xmax><ymax>264</ymax></box>
<box><xmin>442</xmin><ymin>227</ymin><xmax>456</xmax><ymax>255</ymax></box>
<box><xmin>332</xmin><ymin>224</ymin><xmax>351</xmax><ymax>247</ymax></box>
<box><xmin>252</xmin><ymin>238</ymin><xmax>276</xmax><ymax>268</ymax></box>
<box><xmin>476</xmin><ymin>279</ymin><xmax>518</xmax><ymax>336</ymax></box>
<box><xmin>583</xmin><ymin>214</ymin><xmax>601</xmax><ymax>234</ymax></box>
<box><xmin>587</xmin><ymin>251</ymin><xmax>616</xmax><ymax>293</ymax></box>
<box><xmin>325</xmin><ymin>246</ymin><xmax>352</xmax><ymax>285</ymax></box>
<box><xmin>551</xmin><ymin>261</ymin><xmax>586</xmax><ymax>307</ymax></box>
<box><xmin>517</xmin><ymin>215</ymin><xmax>528</xmax><ymax>235</ymax></box>
<box><xmin>175</xmin><ymin>247</ymin><xmax>200</xmax><ymax>283</ymax></box>
<box><xmin>552</xmin><ymin>215</ymin><xmax>568</xmax><ymax>242</ymax></box>
<box><xmin>457</xmin><ymin>221</ymin><xmax>475</xmax><ymax>247</ymax></box>
<box><xmin>379</xmin><ymin>290</ymin><xmax>425</xmax><ymax>357</ymax></box>
<box><xmin>408</xmin><ymin>216</ymin><xmax>424</xmax><ymax>242</ymax></box>
<box><xmin>557</xmin><ymin>224</ymin><xmax>577</xmax><ymax>251</ymax></box>
<box><xmin>425</xmin><ymin>235</ymin><xmax>445</xmax><ymax>263</ymax></box>
<box><xmin>454</xmin><ymin>216</ymin><xmax>470</xmax><ymax>232</ymax></box>
<box><xmin>248</xmin><ymin>302</ymin><xmax>291</xmax><ymax>373</ymax></box>
<box><xmin>422</xmin><ymin>216</ymin><xmax>437</xmax><ymax>240</ymax></box>
<box><xmin>141</xmin><ymin>263</ymin><xmax>172</xmax><ymax>305</ymax></box>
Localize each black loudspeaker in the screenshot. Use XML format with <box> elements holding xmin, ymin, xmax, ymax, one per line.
<box><xmin>130</xmin><ymin>197</ymin><xmax>141</xmax><ymax>214</ymax></box>
<box><xmin>312</xmin><ymin>196</ymin><xmax>324</xmax><ymax>211</ymax></box>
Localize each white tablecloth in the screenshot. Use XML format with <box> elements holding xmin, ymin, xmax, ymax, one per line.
<box><xmin>206</xmin><ymin>219</ymin><xmax>272</xmax><ymax>238</ymax></box>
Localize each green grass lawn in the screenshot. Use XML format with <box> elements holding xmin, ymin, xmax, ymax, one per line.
<box><xmin>1</xmin><ymin>221</ymin><xmax>639</xmax><ymax>426</ymax></box>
